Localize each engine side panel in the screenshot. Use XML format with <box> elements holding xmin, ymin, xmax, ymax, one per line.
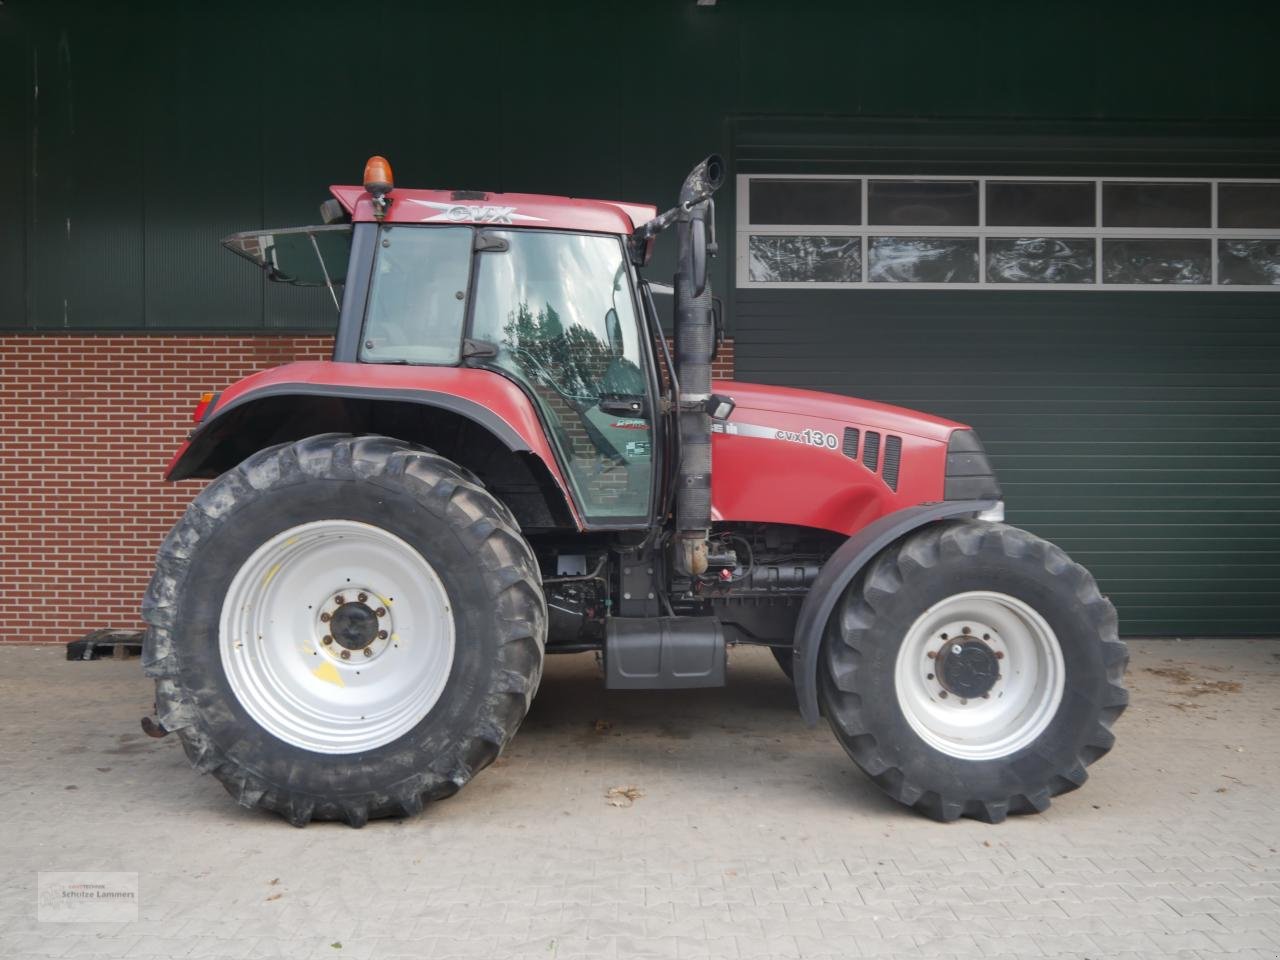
<box><xmin>710</xmin><ymin>380</ymin><xmax>958</xmax><ymax>536</ymax></box>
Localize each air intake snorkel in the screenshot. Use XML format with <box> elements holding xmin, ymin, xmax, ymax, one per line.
<box><xmin>634</xmin><ymin>155</ymin><xmax>725</xmax><ymax>576</ymax></box>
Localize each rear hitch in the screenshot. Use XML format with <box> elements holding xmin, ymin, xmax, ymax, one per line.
<box><xmin>140</xmin><ymin>715</ymin><xmax>172</xmax><ymax>739</ymax></box>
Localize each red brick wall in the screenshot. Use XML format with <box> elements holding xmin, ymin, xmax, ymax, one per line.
<box><xmin>0</xmin><ymin>334</ymin><xmax>735</xmax><ymax>645</ymax></box>
<box><xmin>0</xmin><ymin>335</ymin><xmax>333</xmax><ymax>645</ymax></box>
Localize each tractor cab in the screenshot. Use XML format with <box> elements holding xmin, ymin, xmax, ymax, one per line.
<box><xmin>224</xmin><ymin>161</ymin><xmax>669</xmax><ymax>524</ymax></box>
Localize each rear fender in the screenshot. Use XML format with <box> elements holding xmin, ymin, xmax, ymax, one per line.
<box><xmin>791</xmin><ymin>499</ymin><xmax>999</xmax><ymax>726</ymax></box>
<box><xmin>167</xmin><ymin>366</ymin><xmax>580</xmax><ymax>530</ymax></box>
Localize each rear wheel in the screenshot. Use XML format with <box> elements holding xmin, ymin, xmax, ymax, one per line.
<box><xmin>819</xmin><ymin>521</ymin><xmax>1127</xmax><ymax>823</ymax></box>
<box><xmin>142</xmin><ymin>434</ymin><xmax>545</xmax><ymax>826</ymax></box>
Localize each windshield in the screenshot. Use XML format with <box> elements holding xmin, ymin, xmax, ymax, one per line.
<box><xmin>360</xmin><ymin>225</ymin><xmax>472</xmax><ymax>364</ymax></box>
<box><xmin>471</xmin><ymin>230</ymin><xmax>653</xmax><ymax>521</ymax></box>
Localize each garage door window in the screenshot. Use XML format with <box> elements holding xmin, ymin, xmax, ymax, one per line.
<box><xmin>738</xmin><ymin>175</ymin><xmax>1280</xmax><ymax>290</ymax></box>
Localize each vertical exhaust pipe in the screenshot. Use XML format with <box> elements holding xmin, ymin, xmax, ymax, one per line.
<box><xmin>672</xmin><ymin>155</ymin><xmax>725</xmax><ymax>576</ymax></box>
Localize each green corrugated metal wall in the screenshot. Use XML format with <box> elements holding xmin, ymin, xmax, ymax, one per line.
<box><xmin>730</xmin><ymin>120</ymin><xmax>1280</xmax><ymax>636</ymax></box>
<box><xmin>5</xmin><ymin>1</ymin><xmax>1279</xmax><ymax>331</ymax></box>
<box><xmin>734</xmin><ymin>291</ymin><xmax>1280</xmax><ymax>636</ymax></box>
<box><xmin>4</xmin><ymin>0</ymin><xmax>1280</xmax><ymax>634</ymax></box>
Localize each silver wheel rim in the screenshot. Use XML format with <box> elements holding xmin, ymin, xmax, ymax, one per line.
<box><xmin>893</xmin><ymin>591</ymin><xmax>1064</xmax><ymax>761</ymax></box>
<box><xmin>219</xmin><ymin>519</ymin><xmax>455</xmax><ymax>754</ymax></box>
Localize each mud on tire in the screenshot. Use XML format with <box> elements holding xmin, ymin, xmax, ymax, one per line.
<box><xmin>819</xmin><ymin>520</ymin><xmax>1128</xmax><ymax>823</ymax></box>
<box><xmin>141</xmin><ymin>434</ymin><xmax>546</xmax><ymax>827</ymax></box>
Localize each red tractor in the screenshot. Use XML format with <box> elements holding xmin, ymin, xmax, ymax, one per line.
<box><xmin>142</xmin><ymin>155</ymin><xmax>1127</xmax><ymax>827</ymax></box>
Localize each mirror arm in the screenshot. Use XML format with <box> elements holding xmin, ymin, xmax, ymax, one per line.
<box><xmin>308</xmin><ymin>231</ymin><xmax>342</xmax><ymax>315</ymax></box>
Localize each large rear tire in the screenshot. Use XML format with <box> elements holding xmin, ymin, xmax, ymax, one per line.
<box><xmin>819</xmin><ymin>520</ymin><xmax>1127</xmax><ymax>823</ymax></box>
<box><xmin>141</xmin><ymin>434</ymin><xmax>545</xmax><ymax>827</ymax></box>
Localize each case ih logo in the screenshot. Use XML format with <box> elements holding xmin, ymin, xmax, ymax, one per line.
<box><xmin>408</xmin><ymin>200</ymin><xmax>547</xmax><ymax>224</ymax></box>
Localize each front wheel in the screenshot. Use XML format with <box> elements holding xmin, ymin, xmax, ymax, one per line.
<box><xmin>141</xmin><ymin>435</ymin><xmax>546</xmax><ymax>827</ymax></box>
<box><xmin>819</xmin><ymin>521</ymin><xmax>1127</xmax><ymax>823</ymax></box>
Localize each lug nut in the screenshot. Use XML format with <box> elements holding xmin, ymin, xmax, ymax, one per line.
<box><xmin>962</xmin><ymin>626</ymin><xmax>971</xmax><ymax>635</ymax></box>
<box><xmin>995</xmin><ymin>651</ymin><xmax>1004</xmax><ymax>659</ymax></box>
<box><xmin>358</xmin><ymin>592</ymin><xmax>368</xmax><ymax>603</ymax></box>
<box><xmin>363</xmin><ymin>648</ymin><xmax>373</xmax><ymax>657</ymax></box>
<box><xmin>926</xmin><ymin>673</ymin><xmax>934</xmax><ymax>680</ymax></box>
<box><xmin>320</xmin><ymin>612</ymin><xmax>331</xmax><ymax>622</ymax></box>
<box><xmin>340</xmin><ymin>650</ymin><xmax>350</xmax><ymax>660</ymax></box>
<box><xmin>335</xmin><ymin>595</ymin><xmax>346</xmax><ymax>605</ymax></box>
<box><xmin>322</xmin><ymin>635</ymin><xmax>333</xmax><ymax>645</ymax></box>
<box><xmin>983</xmin><ymin>633</ymin><xmax>990</xmax><ymax>640</ymax></box>
<box><xmin>378</xmin><ymin>630</ymin><xmax>388</xmax><ymax>640</ymax></box>
<box><xmin>939</xmin><ymin>690</ymin><xmax>949</xmax><ymax>699</ymax></box>
<box><xmin>940</xmin><ymin>633</ymin><xmax>948</xmax><ymax>640</ymax></box>
<box><xmin>927</xmin><ymin>650</ymin><xmax>937</xmax><ymax>659</ymax></box>
<box><xmin>375</xmin><ymin>607</ymin><xmax>386</xmax><ymax>618</ymax></box>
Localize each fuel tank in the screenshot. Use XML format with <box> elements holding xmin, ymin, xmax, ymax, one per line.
<box><xmin>709</xmin><ymin>380</ymin><xmax>971</xmax><ymax>536</ymax></box>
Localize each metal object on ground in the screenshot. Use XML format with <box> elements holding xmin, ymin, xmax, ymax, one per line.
<box><xmin>66</xmin><ymin>629</ymin><xmax>144</xmax><ymax>661</ymax></box>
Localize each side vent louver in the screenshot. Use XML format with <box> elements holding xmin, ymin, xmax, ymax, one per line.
<box><xmin>842</xmin><ymin>427</ymin><xmax>860</xmax><ymax>459</ymax></box>
<box><xmin>883</xmin><ymin>435</ymin><xmax>902</xmax><ymax>491</ymax></box>
<box><xmin>862</xmin><ymin>431</ymin><xmax>880</xmax><ymax>471</ymax></box>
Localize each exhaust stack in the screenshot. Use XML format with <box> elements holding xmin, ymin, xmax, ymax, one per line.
<box><xmin>671</xmin><ymin>155</ymin><xmax>724</xmax><ymax>576</ymax></box>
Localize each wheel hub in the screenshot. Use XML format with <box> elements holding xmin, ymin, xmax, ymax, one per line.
<box><xmin>221</xmin><ymin>520</ymin><xmax>456</xmax><ymax>755</ymax></box>
<box><xmin>893</xmin><ymin>591</ymin><xmax>1065</xmax><ymax>761</ymax></box>
<box><xmin>330</xmin><ymin>602</ymin><xmax>378</xmax><ymax>650</ymax></box>
<box><xmin>935</xmin><ymin>638</ymin><xmax>1000</xmax><ymax>699</ymax></box>
<box><xmin>317</xmin><ymin>588</ymin><xmax>393</xmax><ymax>663</ymax></box>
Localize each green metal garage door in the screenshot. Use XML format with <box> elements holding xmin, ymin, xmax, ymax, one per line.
<box><xmin>732</xmin><ymin>289</ymin><xmax>1280</xmax><ymax>636</ymax></box>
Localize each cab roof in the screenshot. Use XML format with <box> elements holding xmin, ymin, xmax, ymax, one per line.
<box><xmin>330</xmin><ymin>185</ymin><xmax>657</xmax><ymax>235</ymax></box>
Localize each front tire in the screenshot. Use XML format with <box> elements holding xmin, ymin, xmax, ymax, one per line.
<box><xmin>141</xmin><ymin>435</ymin><xmax>546</xmax><ymax>826</ymax></box>
<box><xmin>819</xmin><ymin>521</ymin><xmax>1127</xmax><ymax>823</ymax></box>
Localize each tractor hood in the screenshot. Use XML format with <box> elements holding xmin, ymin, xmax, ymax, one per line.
<box><xmin>706</xmin><ymin>380</ymin><xmax>984</xmax><ymax>535</ymax></box>
<box><xmin>713</xmin><ymin>380</ymin><xmax>964</xmax><ymax>443</ymax></box>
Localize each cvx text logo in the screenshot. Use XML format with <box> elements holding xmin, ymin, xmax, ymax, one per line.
<box><xmin>409</xmin><ymin>200</ymin><xmax>547</xmax><ymax>224</ymax></box>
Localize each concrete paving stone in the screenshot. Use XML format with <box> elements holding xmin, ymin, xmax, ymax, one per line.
<box><xmin>703</xmin><ymin>920</ymin><xmax>763</xmax><ymax>940</ymax></box>
<box><xmin>1157</xmin><ymin>913</ymin><xmax>1234</xmax><ymax>935</ymax></box>
<box><xmin>0</xmin><ymin>932</ymin><xmax>73</xmax><ymax>958</ymax></box>
<box><xmin>1207</xmin><ymin>929</ymin><xmax>1280</xmax><ymax>952</ymax></box>
<box><xmin>947</xmin><ymin>903</ymin><xmax>1012</xmax><ymax>921</ymax></box>
<box><xmin>851</xmin><ymin>935</ymin><xmax>920</xmax><ymax>957</ymax></box>
<box><xmin>726</xmin><ymin>903</ymin><xmax>790</xmax><ymax>923</ymax></box>
<box><xmin>366</xmin><ymin>938</ymin><xmax>438</xmax><ymax>958</ymax></box>
<box><xmin>186</xmin><ymin>938</ymin><xmax>259</xmax><ymax>958</ymax></box>
<box><xmin>62</xmin><ymin>939</ymin><xmax>144</xmax><ymax>958</ymax></box>
<box><xmin>673</xmin><ymin>935</ymin><xmax>739</xmax><ymax>958</ymax></box>
<box><xmin>974</xmin><ymin>934</ymin><xmax>1052</xmax><ymax>957</ymax></box>
<box><xmin>908</xmin><ymin>934</ymin><xmax>983</xmax><ymax>958</ymax></box>
<box><xmin>245</xmin><ymin>939</ymin><xmax>330</xmax><ymax>960</ymax></box>
<box><xmin>1142</xmin><ymin>930</ymin><xmax>1221</xmax><ymax>952</ymax></box>
<box><xmin>735</xmin><ymin>935</ymin><xmax>800</xmax><ymax>958</ymax></box>
<box><xmin>792</xmin><ymin>934</ymin><xmax>861</xmax><ymax>958</ymax></box>
<box><xmin>125</xmin><ymin>936</ymin><xmax>197</xmax><ymax>957</ymax></box>
<box><xmin>612</xmin><ymin>936</ymin><xmax>679</xmax><ymax>959</ymax></box>
<box><xmin>4</xmin><ymin>641</ymin><xmax>1280</xmax><ymax>960</ymax></box>
<box><xmin>1227</xmin><ymin>896</ymin><xmax>1280</xmax><ymax>916</ymax></box>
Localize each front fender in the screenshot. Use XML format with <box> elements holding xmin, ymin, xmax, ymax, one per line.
<box><xmin>791</xmin><ymin>499</ymin><xmax>999</xmax><ymax>726</ymax></box>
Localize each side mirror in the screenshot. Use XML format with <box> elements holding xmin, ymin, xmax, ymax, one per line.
<box><xmin>604</xmin><ymin>308</ymin><xmax>624</xmax><ymax>358</ymax></box>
